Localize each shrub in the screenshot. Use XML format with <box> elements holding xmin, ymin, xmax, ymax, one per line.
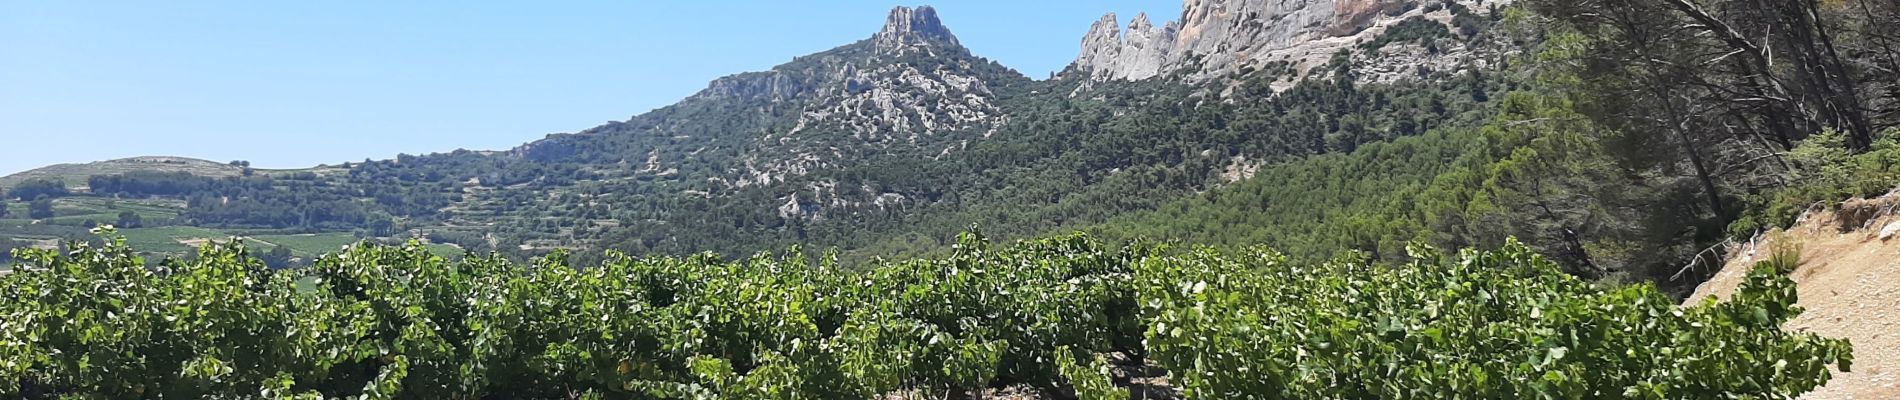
<box><xmin>1729</xmin><ymin>129</ymin><xmax>1900</xmax><ymax>237</ymax></box>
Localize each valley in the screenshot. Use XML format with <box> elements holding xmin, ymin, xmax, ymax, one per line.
<box><xmin>2</xmin><ymin>0</ymin><xmax>1897</xmax><ymax>397</ymax></box>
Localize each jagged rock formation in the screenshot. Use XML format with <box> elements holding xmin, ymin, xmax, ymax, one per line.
<box><xmin>875</xmin><ymin>6</ymin><xmax>960</xmax><ymax>54</ymax></box>
<box><xmin>695</xmin><ymin>70</ymin><xmax>820</xmax><ymax>102</ymax></box>
<box><xmin>1076</xmin><ymin>13</ymin><xmax>1178</xmax><ymax>81</ymax></box>
<box><xmin>1073</xmin><ymin>0</ymin><xmax>1504</xmax><ymax>83</ymax></box>
<box><xmin>781</xmin><ymin>6</ymin><xmax>1008</xmax><ymax>145</ymax></box>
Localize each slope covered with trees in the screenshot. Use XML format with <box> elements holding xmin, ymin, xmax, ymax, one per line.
<box><xmin>1087</xmin><ymin>0</ymin><xmax>1900</xmax><ymax>292</ymax></box>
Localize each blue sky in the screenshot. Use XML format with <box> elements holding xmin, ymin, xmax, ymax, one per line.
<box><xmin>0</xmin><ymin>1</ymin><xmax>1179</xmax><ymax>176</ymax></box>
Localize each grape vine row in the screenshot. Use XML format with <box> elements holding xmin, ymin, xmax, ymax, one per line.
<box><xmin>0</xmin><ymin>229</ymin><xmax>1850</xmax><ymax>399</ymax></box>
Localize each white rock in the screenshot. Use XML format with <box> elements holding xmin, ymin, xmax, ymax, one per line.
<box><xmin>1071</xmin><ymin>0</ymin><xmax>1508</xmax><ymax>83</ymax></box>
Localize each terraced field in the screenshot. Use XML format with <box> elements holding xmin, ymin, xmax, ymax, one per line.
<box><xmin>118</xmin><ymin>226</ymin><xmax>235</xmax><ymax>254</ymax></box>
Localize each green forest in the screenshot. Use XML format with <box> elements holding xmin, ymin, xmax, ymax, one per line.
<box><xmin>2</xmin><ymin>0</ymin><xmax>1898</xmax><ymax>397</ymax></box>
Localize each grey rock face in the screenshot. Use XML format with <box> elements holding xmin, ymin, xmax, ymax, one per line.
<box><xmin>695</xmin><ymin>71</ymin><xmax>820</xmax><ymax>102</ymax></box>
<box><xmin>694</xmin><ymin>6</ymin><xmax>965</xmax><ymax>103</ymax></box>
<box><xmin>1076</xmin><ymin>13</ymin><xmax>1180</xmax><ymax>81</ymax></box>
<box><xmin>1079</xmin><ymin>13</ymin><xmax>1178</xmax><ymax>81</ymax></box>
<box><xmin>875</xmin><ymin>6</ymin><xmax>960</xmax><ymax>54</ymax></box>
<box><xmin>1120</xmin><ymin>14</ymin><xmax>1178</xmax><ymax>79</ymax></box>
<box><xmin>703</xmin><ymin>5</ymin><xmax>1014</xmax><ymax>184</ymax></box>
<box><xmin>1075</xmin><ymin>14</ymin><xmax>1124</xmax><ymax>75</ymax></box>
<box><xmin>1073</xmin><ymin>0</ymin><xmax>1495</xmax><ymax>83</ymax></box>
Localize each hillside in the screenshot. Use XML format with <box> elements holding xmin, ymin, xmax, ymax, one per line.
<box><xmin>361</xmin><ymin>0</ymin><xmax>1515</xmax><ymax>262</ymax></box>
<box><xmin>0</xmin><ymin>156</ymin><xmax>243</xmax><ymax>190</ymax></box>
<box><xmin>1691</xmin><ymin>190</ymin><xmax>1900</xmax><ymax>399</ymax></box>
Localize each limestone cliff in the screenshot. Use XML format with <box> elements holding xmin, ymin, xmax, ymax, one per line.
<box><xmin>1076</xmin><ymin>13</ymin><xmax>1180</xmax><ymax>81</ymax></box>
<box><xmin>1073</xmin><ymin>0</ymin><xmax>1505</xmax><ymax>83</ymax></box>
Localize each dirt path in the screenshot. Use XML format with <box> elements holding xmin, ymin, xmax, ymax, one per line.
<box><xmin>1690</xmin><ymin>192</ymin><xmax>1900</xmax><ymax>399</ymax></box>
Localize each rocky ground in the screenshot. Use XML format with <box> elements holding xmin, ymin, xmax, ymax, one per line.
<box><xmin>1691</xmin><ymin>189</ymin><xmax>1900</xmax><ymax>399</ymax></box>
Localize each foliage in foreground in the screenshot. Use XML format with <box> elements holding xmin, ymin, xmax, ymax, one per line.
<box><xmin>0</xmin><ymin>230</ymin><xmax>1850</xmax><ymax>399</ymax></box>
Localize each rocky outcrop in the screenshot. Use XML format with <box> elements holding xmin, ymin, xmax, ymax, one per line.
<box><xmin>874</xmin><ymin>6</ymin><xmax>960</xmax><ymax>55</ymax></box>
<box><xmin>694</xmin><ymin>70</ymin><xmax>821</xmax><ymax>102</ymax></box>
<box><xmin>689</xmin><ymin>6</ymin><xmax>967</xmax><ymax>103</ymax></box>
<box><xmin>766</xmin><ymin>5</ymin><xmax>1010</xmax><ymax>151</ymax></box>
<box><xmin>1073</xmin><ymin>0</ymin><xmax>1502</xmax><ymax>83</ymax></box>
<box><xmin>1076</xmin><ymin>13</ymin><xmax>1179</xmax><ymax>81</ymax></box>
<box><xmin>1075</xmin><ymin>15</ymin><xmax>1123</xmax><ymax>75</ymax></box>
<box><xmin>786</xmin><ymin>61</ymin><xmax>1004</xmax><ymax>141</ymax></box>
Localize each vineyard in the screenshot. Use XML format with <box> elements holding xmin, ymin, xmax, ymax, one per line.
<box><xmin>0</xmin><ymin>229</ymin><xmax>1853</xmax><ymax>399</ymax></box>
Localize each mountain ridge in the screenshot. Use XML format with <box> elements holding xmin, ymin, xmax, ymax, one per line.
<box><xmin>3</xmin><ymin>1</ymin><xmax>1519</xmax><ymax>264</ymax></box>
<box><xmin>512</xmin><ymin>5</ymin><xmax>1028</xmax><ymax>186</ymax></box>
<box><xmin>1070</xmin><ymin>0</ymin><xmax>1505</xmax><ymax>84</ymax></box>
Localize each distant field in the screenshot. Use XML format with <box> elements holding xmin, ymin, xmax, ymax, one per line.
<box><xmin>424</xmin><ymin>243</ymin><xmax>465</xmax><ymax>258</ymax></box>
<box><xmin>121</xmin><ymin>230</ymin><xmax>371</xmax><ymax>258</ymax></box>
<box><xmin>119</xmin><ymin>226</ymin><xmax>234</xmax><ymax>254</ymax></box>
<box><xmin>21</xmin><ymin>197</ymin><xmax>187</xmax><ymax>228</ymax></box>
<box><xmin>7</xmin><ymin>223</ymin><xmax>464</xmax><ymax>261</ymax></box>
<box><xmin>252</xmin><ymin>233</ymin><xmax>464</xmax><ymax>259</ymax></box>
<box><xmin>0</xmin><ymin>188</ymin><xmax>462</xmax><ymax>262</ymax></box>
<box><xmin>251</xmin><ymin>233</ymin><xmax>361</xmax><ymax>256</ymax></box>
<box><xmin>47</xmin><ymin>214</ymin><xmax>115</xmax><ymax>226</ymax></box>
<box><xmin>63</xmin><ymin>197</ymin><xmax>185</xmax><ymax>218</ymax></box>
<box><xmin>2</xmin><ymin>156</ymin><xmax>463</xmax><ymax>263</ymax></box>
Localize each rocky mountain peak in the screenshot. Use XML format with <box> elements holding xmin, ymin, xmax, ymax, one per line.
<box><xmin>875</xmin><ymin>6</ymin><xmax>960</xmax><ymax>53</ymax></box>
<box><xmin>1076</xmin><ymin>14</ymin><xmax>1123</xmax><ymax>72</ymax></box>
<box><xmin>1128</xmin><ymin>12</ymin><xmax>1156</xmax><ymax>32</ymax></box>
<box><xmin>523</xmin><ymin>4</ymin><xmax>1025</xmax><ymax>182</ymax></box>
<box><xmin>1074</xmin><ymin>12</ymin><xmax>1179</xmax><ymax>81</ymax></box>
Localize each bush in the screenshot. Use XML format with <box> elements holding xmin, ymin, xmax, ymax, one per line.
<box><xmin>5</xmin><ymin>179</ymin><xmax>68</xmax><ymax>201</ymax></box>
<box><xmin>26</xmin><ymin>198</ymin><xmax>53</xmax><ymax>219</ymax></box>
<box><xmin>1763</xmin><ymin>231</ymin><xmax>1803</xmax><ymax>275</ymax></box>
<box><xmin>1138</xmin><ymin>240</ymin><xmax>1850</xmax><ymax>399</ymax></box>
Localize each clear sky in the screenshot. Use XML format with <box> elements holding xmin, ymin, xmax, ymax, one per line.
<box><xmin>0</xmin><ymin>1</ymin><xmax>1179</xmax><ymax>176</ymax></box>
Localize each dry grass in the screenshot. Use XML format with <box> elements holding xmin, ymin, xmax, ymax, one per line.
<box><xmin>1764</xmin><ymin>230</ymin><xmax>1804</xmax><ymax>275</ymax></box>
